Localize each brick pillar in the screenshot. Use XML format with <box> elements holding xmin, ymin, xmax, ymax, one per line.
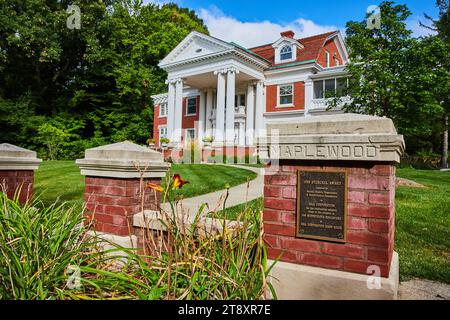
<box><xmin>259</xmin><ymin>114</ymin><xmax>405</xmax><ymax>300</ymax></box>
<box><xmin>76</xmin><ymin>141</ymin><xmax>168</xmax><ymax>246</ymax></box>
<box><xmin>0</xmin><ymin>143</ymin><xmax>42</xmax><ymax>204</ymax></box>
<box><xmin>264</xmin><ymin>162</ymin><xmax>396</xmax><ymax>277</ymax></box>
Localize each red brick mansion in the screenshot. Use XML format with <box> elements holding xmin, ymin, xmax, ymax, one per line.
<box><xmin>152</xmin><ymin>30</ymin><xmax>349</xmax><ymax>156</ymax></box>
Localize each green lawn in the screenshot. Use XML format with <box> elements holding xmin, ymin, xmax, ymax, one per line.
<box><xmin>166</xmin><ymin>164</ymin><xmax>256</xmax><ymax>199</ymax></box>
<box><xmin>213</xmin><ymin>198</ymin><xmax>264</xmax><ymax>221</ymax></box>
<box><xmin>35</xmin><ymin>161</ymin><xmax>85</xmax><ymax>210</ymax></box>
<box><xmin>34</xmin><ymin>162</ymin><xmax>450</xmax><ymax>283</ymax></box>
<box><xmin>35</xmin><ymin>161</ymin><xmax>257</xmax><ymax>209</ymax></box>
<box><xmin>216</xmin><ymin>168</ymin><xmax>450</xmax><ymax>284</ymax></box>
<box><xmin>395</xmin><ymin>168</ymin><xmax>450</xmax><ymax>283</ymax></box>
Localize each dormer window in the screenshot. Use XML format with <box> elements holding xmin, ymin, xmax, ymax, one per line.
<box><xmin>280</xmin><ymin>45</ymin><xmax>293</xmax><ymax>61</ymax></box>
<box><xmin>273</xmin><ymin>31</ymin><xmax>302</xmax><ymax>64</ymax></box>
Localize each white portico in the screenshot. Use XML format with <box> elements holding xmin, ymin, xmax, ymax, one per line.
<box><xmin>158</xmin><ymin>31</ymin><xmax>270</xmax><ymax>148</ymax></box>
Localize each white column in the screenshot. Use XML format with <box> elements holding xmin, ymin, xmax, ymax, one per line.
<box><xmin>214</xmin><ymin>71</ymin><xmax>226</xmax><ymax>144</ymax></box>
<box><xmin>304</xmin><ymin>79</ymin><xmax>313</xmax><ymax>117</ymax></box>
<box><xmin>225</xmin><ymin>68</ymin><xmax>237</xmax><ymax>145</ymax></box>
<box><xmin>205</xmin><ymin>88</ymin><xmax>213</xmax><ymax>136</ymax></box>
<box><xmin>166</xmin><ymin>80</ymin><xmax>176</xmax><ymax>143</ymax></box>
<box><xmin>255</xmin><ymin>80</ymin><xmax>264</xmax><ymax>138</ymax></box>
<box><xmin>238</xmin><ymin>122</ymin><xmax>245</xmax><ymax>146</ymax></box>
<box><xmin>246</xmin><ymin>82</ymin><xmax>255</xmax><ymax>146</ymax></box>
<box><xmin>173</xmin><ymin>78</ymin><xmax>183</xmax><ymax>146</ymax></box>
<box><xmin>198</xmin><ymin>90</ymin><xmax>206</xmax><ymax>144</ymax></box>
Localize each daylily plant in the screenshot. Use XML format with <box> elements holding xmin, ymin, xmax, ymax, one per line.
<box><xmin>147</xmin><ymin>173</ymin><xmax>189</xmax><ymax>193</ymax></box>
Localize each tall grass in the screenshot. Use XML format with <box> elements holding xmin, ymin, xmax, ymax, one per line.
<box><xmin>0</xmin><ymin>174</ymin><xmax>276</xmax><ymax>300</ymax></box>
<box><xmin>0</xmin><ymin>191</ymin><xmax>96</xmax><ymax>299</ymax></box>
<box><xmin>67</xmin><ymin>174</ymin><xmax>275</xmax><ymax>300</ymax></box>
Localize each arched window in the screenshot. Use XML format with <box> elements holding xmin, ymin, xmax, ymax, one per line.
<box><xmin>280</xmin><ymin>45</ymin><xmax>293</xmax><ymax>61</ymax></box>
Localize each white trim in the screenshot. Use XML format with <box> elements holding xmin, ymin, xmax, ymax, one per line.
<box><xmin>273</xmin><ymin>38</ymin><xmax>302</xmax><ymax>64</ymax></box>
<box><xmin>272</xmin><ymin>37</ymin><xmax>303</xmax><ymax>49</ymax></box>
<box><xmin>184</xmin><ymin>128</ymin><xmax>196</xmax><ymax>144</ymax></box>
<box><xmin>277</xmin><ymin>83</ymin><xmax>294</xmax><ymax>107</ymax></box>
<box><xmin>159</xmin><ymin>31</ymin><xmax>233</xmax><ymax>67</ymax></box>
<box><xmin>327</xmin><ymin>31</ymin><xmax>349</xmax><ymax>64</ymax></box>
<box><xmin>325</xmin><ymin>50</ymin><xmax>330</xmax><ymax>68</ymax></box>
<box><xmin>159</xmin><ymin>126</ymin><xmax>168</xmax><ymax>139</ymax></box>
<box><xmin>278</xmin><ymin>44</ymin><xmax>295</xmax><ymax>63</ymax></box>
<box><xmin>159</xmin><ymin>102</ymin><xmax>168</xmax><ymax>118</ymax></box>
<box><xmin>152</xmin><ymin>93</ymin><xmax>168</xmax><ymax>105</ymax></box>
<box><xmin>185</xmin><ymin>96</ymin><xmax>197</xmax><ymax>116</ymax></box>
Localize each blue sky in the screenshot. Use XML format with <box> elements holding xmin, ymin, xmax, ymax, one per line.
<box><xmin>148</xmin><ymin>0</ymin><xmax>439</xmax><ymax>47</ymax></box>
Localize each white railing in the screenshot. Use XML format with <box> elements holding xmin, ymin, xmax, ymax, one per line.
<box><xmin>310</xmin><ymin>96</ymin><xmax>351</xmax><ymax>110</ymax></box>
<box><xmin>209</xmin><ymin>106</ymin><xmax>246</xmax><ymax>119</ymax></box>
<box><xmin>235</xmin><ymin>106</ymin><xmax>246</xmax><ymax>116</ymax></box>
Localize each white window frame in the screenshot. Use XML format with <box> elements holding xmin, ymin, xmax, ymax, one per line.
<box><xmin>277</xmin><ymin>84</ymin><xmax>294</xmax><ymax>107</ymax></box>
<box><xmin>159</xmin><ymin>126</ymin><xmax>168</xmax><ymax>139</ymax></box>
<box><xmin>274</xmin><ymin>41</ymin><xmax>297</xmax><ymax>64</ymax></box>
<box><xmin>313</xmin><ymin>77</ymin><xmax>348</xmax><ymax>99</ymax></box>
<box><xmin>325</xmin><ymin>50</ymin><xmax>331</xmax><ymax>68</ymax></box>
<box><xmin>184</xmin><ymin>128</ymin><xmax>196</xmax><ymax>143</ymax></box>
<box><xmin>159</xmin><ymin>102</ymin><xmax>168</xmax><ymax>118</ymax></box>
<box><xmin>280</xmin><ymin>45</ymin><xmax>293</xmax><ymax>61</ymax></box>
<box><xmin>185</xmin><ymin>97</ymin><xmax>197</xmax><ymax>116</ymax></box>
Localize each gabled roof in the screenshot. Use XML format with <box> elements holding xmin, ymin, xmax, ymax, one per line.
<box><xmin>158</xmin><ymin>31</ymin><xmax>270</xmax><ymax>71</ymax></box>
<box><xmin>249</xmin><ymin>31</ymin><xmax>341</xmax><ymax>67</ymax></box>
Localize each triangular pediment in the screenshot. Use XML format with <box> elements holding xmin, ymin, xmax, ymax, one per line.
<box><xmin>272</xmin><ymin>37</ymin><xmax>303</xmax><ymax>49</ymax></box>
<box><xmin>159</xmin><ymin>31</ymin><xmax>233</xmax><ymax>67</ymax></box>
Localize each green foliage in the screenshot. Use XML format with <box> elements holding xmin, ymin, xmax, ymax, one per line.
<box><xmin>68</xmin><ymin>173</ymin><xmax>274</xmax><ymax>300</ymax></box>
<box><xmin>159</xmin><ymin>137</ymin><xmax>170</xmax><ymax>144</ymax></box>
<box><xmin>0</xmin><ymin>177</ymin><xmax>274</xmax><ymax>300</ymax></box>
<box><xmin>0</xmin><ymin>0</ymin><xmax>208</xmax><ymax>159</ymax></box>
<box><xmin>340</xmin><ymin>1</ymin><xmax>450</xmax><ymax>155</ymax></box>
<box><xmin>395</xmin><ymin>168</ymin><xmax>450</xmax><ymax>283</ymax></box>
<box><xmin>37</xmin><ymin>123</ymin><xmax>70</xmax><ymax>160</ymax></box>
<box><xmin>0</xmin><ymin>192</ymin><xmax>96</xmax><ymax>299</ymax></box>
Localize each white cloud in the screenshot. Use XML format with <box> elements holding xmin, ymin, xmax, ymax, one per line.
<box><xmin>407</xmin><ymin>17</ymin><xmax>438</xmax><ymax>38</ymax></box>
<box><xmin>198</xmin><ymin>7</ymin><xmax>340</xmax><ymax>48</ymax></box>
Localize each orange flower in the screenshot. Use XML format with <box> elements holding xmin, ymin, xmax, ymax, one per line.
<box><xmin>172</xmin><ymin>174</ymin><xmax>189</xmax><ymax>190</ymax></box>
<box><xmin>147</xmin><ymin>182</ymin><xmax>164</xmax><ymax>193</ymax></box>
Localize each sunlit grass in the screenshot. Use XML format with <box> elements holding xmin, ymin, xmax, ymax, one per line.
<box><xmin>34</xmin><ymin>161</ymin><xmax>257</xmax><ymax>209</ymax></box>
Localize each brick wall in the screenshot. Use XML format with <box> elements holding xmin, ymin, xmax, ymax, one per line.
<box><xmin>153</xmin><ymin>95</ymin><xmax>200</xmax><ymax>147</ymax></box>
<box><xmin>181</xmin><ymin>96</ymin><xmax>200</xmax><ymax>143</ymax></box>
<box><xmin>0</xmin><ymin>170</ymin><xmax>34</xmax><ymax>204</ymax></box>
<box><xmin>317</xmin><ymin>38</ymin><xmax>342</xmax><ymax>68</ymax></box>
<box><xmin>153</xmin><ymin>104</ymin><xmax>168</xmax><ymax>148</ymax></box>
<box><xmin>84</xmin><ymin>177</ymin><xmax>162</xmax><ymax>236</ymax></box>
<box><xmin>266</xmin><ymin>82</ymin><xmax>305</xmax><ymax>113</ymax></box>
<box><xmin>263</xmin><ymin>161</ymin><xmax>396</xmax><ymax>278</ymax></box>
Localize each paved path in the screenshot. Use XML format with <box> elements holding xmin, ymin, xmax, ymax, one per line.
<box><xmin>162</xmin><ymin>164</ymin><xmax>264</xmax><ymax>215</ymax></box>
<box><xmin>399</xmin><ymin>279</ymin><xmax>450</xmax><ymax>300</ymax></box>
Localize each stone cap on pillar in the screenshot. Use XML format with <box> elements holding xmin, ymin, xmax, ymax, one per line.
<box><xmin>76</xmin><ymin>141</ymin><xmax>169</xmax><ymax>178</ymax></box>
<box><xmin>0</xmin><ymin>143</ymin><xmax>42</xmax><ymax>170</ymax></box>
<box><xmin>258</xmin><ymin>113</ymin><xmax>405</xmax><ymax>163</ymax></box>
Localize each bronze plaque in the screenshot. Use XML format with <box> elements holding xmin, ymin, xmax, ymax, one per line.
<box><xmin>296</xmin><ymin>170</ymin><xmax>347</xmax><ymax>243</ymax></box>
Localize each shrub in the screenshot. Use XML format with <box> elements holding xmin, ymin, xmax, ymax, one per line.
<box><xmin>202</xmin><ymin>136</ymin><xmax>214</xmax><ymax>143</ymax></box>
<box><xmin>160</xmin><ymin>137</ymin><xmax>170</xmax><ymax>145</ymax></box>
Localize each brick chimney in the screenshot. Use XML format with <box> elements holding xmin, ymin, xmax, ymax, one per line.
<box><xmin>280</xmin><ymin>30</ymin><xmax>295</xmax><ymax>39</ymax></box>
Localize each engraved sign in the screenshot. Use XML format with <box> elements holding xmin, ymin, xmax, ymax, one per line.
<box><xmin>296</xmin><ymin>170</ymin><xmax>347</xmax><ymax>243</ymax></box>
<box><xmin>270</xmin><ymin>144</ymin><xmax>378</xmax><ymax>161</ymax></box>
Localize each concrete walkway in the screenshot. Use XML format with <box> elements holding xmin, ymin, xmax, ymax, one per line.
<box><xmin>161</xmin><ymin>164</ymin><xmax>264</xmax><ymax>215</ymax></box>
<box><xmin>399</xmin><ymin>279</ymin><xmax>450</xmax><ymax>300</ymax></box>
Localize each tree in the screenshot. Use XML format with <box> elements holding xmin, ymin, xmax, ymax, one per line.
<box><xmin>0</xmin><ymin>0</ymin><xmax>208</xmax><ymax>159</ymax></box>
<box><xmin>421</xmin><ymin>1</ymin><xmax>450</xmax><ymax>168</ymax></box>
<box><xmin>340</xmin><ymin>1</ymin><xmax>450</xmax><ymax>166</ymax></box>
